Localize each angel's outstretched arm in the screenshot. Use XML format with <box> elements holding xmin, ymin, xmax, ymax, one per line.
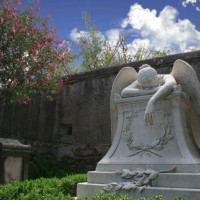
<box><xmin>121</xmin><ymin>80</ymin><xmax>160</xmax><ymax>97</ymax></box>
<box><xmin>145</xmin><ymin>74</ymin><xmax>176</xmax><ymax>126</ymax></box>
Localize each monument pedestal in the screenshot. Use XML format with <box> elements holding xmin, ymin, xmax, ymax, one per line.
<box><xmin>77</xmin><ymin>89</ymin><xmax>200</xmax><ymax>199</ymax></box>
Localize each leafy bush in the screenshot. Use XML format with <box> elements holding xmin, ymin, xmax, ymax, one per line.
<box><xmin>0</xmin><ymin>174</ymin><xmax>86</xmax><ymax>199</ymax></box>
<box><xmin>0</xmin><ymin>178</ymin><xmax>71</xmax><ymax>200</ymax></box>
<box><xmin>61</xmin><ymin>174</ymin><xmax>87</xmax><ymax>196</ymax></box>
<box><xmin>0</xmin><ymin>173</ymin><xmax>185</xmax><ymax>200</ymax></box>
<box><xmin>28</xmin><ymin>157</ymin><xmax>78</xmax><ymax>179</ymax></box>
<box><xmin>79</xmin><ymin>193</ymin><xmax>186</xmax><ymax>200</ymax></box>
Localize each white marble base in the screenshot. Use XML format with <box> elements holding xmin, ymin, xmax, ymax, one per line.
<box><xmin>77</xmin><ymin>181</ymin><xmax>200</xmax><ymax>200</ymax></box>
<box><xmin>77</xmin><ymin>89</ymin><xmax>200</xmax><ymax>199</ymax></box>
<box><xmin>77</xmin><ymin>171</ymin><xmax>200</xmax><ymax>199</ymax></box>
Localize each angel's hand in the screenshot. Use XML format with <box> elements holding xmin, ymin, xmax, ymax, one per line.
<box><xmin>144</xmin><ymin>100</ymin><xmax>155</xmax><ymax>126</ymax></box>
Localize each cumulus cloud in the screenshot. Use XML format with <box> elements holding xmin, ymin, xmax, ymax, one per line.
<box><xmin>182</xmin><ymin>0</ymin><xmax>197</xmax><ymax>7</ymax></box>
<box><xmin>69</xmin><ymin>3</ymin><xmax>200</xmax><ymax>57</ymax></box>
<box><xmin>70</xmin><ymin>27</ymin><xmax>122</xmax><ymax>50</ymax></box>
<box><xmin>121</xmin><ymin>3</ymin><xmax>200</xmax><ymax>53</ymax></box>
<box><xmin>181</xmin><ymin>0</ymin><xmax>200</xmax><ymax>12</ymax></box>
<box><xmin>69</xmin><ymin>28</ymin><xmax>89</xmax><ymax>42</ymax></box>
<box><xmin>69</xmin><ymin>27</ymin><xmax>107</xmax><ymax>45</ymax></box>
<box><xmin>105</xmin><ymin>29</ymin><xmax>121</xmax><ymax>47</ymax></box>
<box><xmin>196</xmin><ymin>6</ymin><xmax>200</xmax><ymax>11</ymax></box>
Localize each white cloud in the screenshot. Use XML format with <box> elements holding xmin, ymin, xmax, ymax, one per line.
<box><xmin>121</xmin><ymin>3</ymin><xmax>200</xmax><ymax>53</ymax></box>
<box><xmin>182</xmin><ymin>0</ymin><xmax>197</xmax><ymax>7</ymax></box>
<box><xmin>69</xmin><ymin>27</ymin><xmax>106</xmax><ymax>43</ymax></box>
<box><xmin>181</xmin><ymin>0</ymin><xmax>200</xmax><ymax>12</ymax></box>
<box><xmin>70</xmin><ymin>27</ymin><xmax>122</xmax><ymax>51</ymax></box>
<box><xmin>69</xmin><ymin>3</ymin><xmax>200</xmax><ymax>57</ymax></box>
<box><xmin>105</xmin><ymin>29</ymin><xmax>121</xmax><ymax>47</ymax></box>
<box><xmin>69</xmin><ymin>28</ymin><xmax>89</xmax><ymax>42</ymax></box>
<box><xmin>127</xmin><ymin>38</ymin><xmax>150</xmax><ymax>52</ymax></box>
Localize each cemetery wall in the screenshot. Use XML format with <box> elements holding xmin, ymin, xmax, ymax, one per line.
<box><xmin>0</xmin><ymin>51</ymin><xmax>200</xmax><ymax>171</ymax></box>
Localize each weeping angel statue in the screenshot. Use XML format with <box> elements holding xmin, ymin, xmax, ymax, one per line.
<box><xmin>110</xmin><ymin>59</ymin><xmax>200</xmax><ymax>148</ymax></box>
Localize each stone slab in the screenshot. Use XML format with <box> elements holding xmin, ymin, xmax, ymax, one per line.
<box><xmin>87</xmin><ymin>171</ymin><xmax>200</xmax><ymax>189</ymax></box>
<box><xmin>77</xmin><ymin>182</ymin><xmax>200</xmax><ymax>200</ymax></box>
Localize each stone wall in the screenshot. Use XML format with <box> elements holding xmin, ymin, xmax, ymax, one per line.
<box><xmin>0</xmin><ymin>51</ymin><xmax>200</xmax><ymax>171</ymax></box>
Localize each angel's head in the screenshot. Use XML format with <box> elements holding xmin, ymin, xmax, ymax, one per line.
<box><xmin>137</xmin><ymin>64</ymin><xmax>159</xmax><ymax>88</ymax></box>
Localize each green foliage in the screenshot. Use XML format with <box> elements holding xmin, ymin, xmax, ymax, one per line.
<box><xmin>71</xmin><ymin>12</ymin><xmax>172</xmax><ymax>72</ymax></box>
<box><xmin>134</xmin><ymin>46</ymin><xmax>172</xmax><ymax>61</ymax></box>
<box><xmin>72</xmin><ymin>12</ymin><xmax>133</xmax><ymax>72</ymax></box>
<box><xmin>0</xmin><ymin>174</ymin><xmax>86</xmax><ymax>199</ymax></box>
<box><xmin>28</xmin><ymin>157</ymin><xmax>78</xmax><ymax>179</ymax></box>
<box><xmin>61</xmin><ymin>174</ymin><xmax>87</xmax><ymax>196</ymax></box>
<box><xmin>0</xmin><ymin>177</ymin><xmax>186</xmax><ymax>200</ymax></box>
<box><xmin>0</xmin><ymin>178</ymin><xmax>71</xmax><ymax>200</ymax></box>
<box><xmin>80</xmin><ymin>193</ymin><xmax>186</xmax><ymax>200</ymax></box>
<box><xmin>0</xmin><ymin>0</ymin><xmax>70</xmax><ymax>105</ymax></box>
<box><xmin>79</xmin><ymin>193</ymin><xmax>185</xmax><ymax>200</ymax></box>
<box><xmin>174</xmin><ymin>197</ymin><xmax>186</xmax><ymax>200</ymax></box>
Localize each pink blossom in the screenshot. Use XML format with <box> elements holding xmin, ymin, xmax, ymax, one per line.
<box><xmin>58</xmin><ymin>79</ymin><xmax>64</xmax><ymax>87</ymax></box>
<box><xmin>56</xmin><ymin>54</ymin><xmax>64</xmax><ymax>61</ymax></box>
<box><xmin>45</xmin><ymin>36</ymin><xmax>54</xmax><ymax>43</ymax></box>
<box><xmin>3</xmin><ymin>6</ymin><xmax>9</xmax><ymax>13</ymax></box>
<box><xmin>51</xmin><ymin>28</ymin><xmax>55</xmax><ymax>33</ymax></box>
<box><xmin>14</xmin><ymin>0</ymin><xmax>21</xmax><ymax>6</ymax></box>
<box><xmin>10</xmin><ymin>27</ymin><xmax>16</xmax><ymax>35</ymax></box>
<box><xmin>32</xmin><ymin>28</ymin><xmax>38</xmax><ymax>35</ymax></box>
<box><xmin>10</xmin><ymin>11</ymin><xmax>17</xmax><ymax>19</ymax></box>
<box><xmin>34</xmin><ymin>41</ymin><xmax>41</xmax><ymax>49</ymax></box>
<box><xmin>0</xmin><ymin>18</ymin><xmax>4</xmax><ymax>23</ymax></box>
<box><xmin>44</xmin><ymin>16</ymin><xmax>50</xmax><ymax>24</ymax></box>
<box><xmin>26</xmin><ymin>33</ymin><xmax>30</xmax><ymax>38</ymax></box>
<box><xmin>0</xmin><ymin>53</ymin><xmax>3</xmax><ymax>61</ymax></box>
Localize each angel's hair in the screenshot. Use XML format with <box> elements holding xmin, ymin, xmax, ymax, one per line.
<box><xmin>139</xmin><ymin>64</ymin><xmax>151</xmax><ymax>70</ymax></box>
<box><xmin>137</xmin><ymin>65</ymin><xmax>159</xmax><ymax>88</ymax></box>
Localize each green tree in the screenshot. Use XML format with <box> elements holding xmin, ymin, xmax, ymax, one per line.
<box><xmin>134</xmin><ymin>46</ymin><xmax>172</xmax><ymax>61</ymax></box>
<box><xmin>0</xmin><ymin>0</ymin><xmax>71</xmax><ymax>105</ymax></box>
<box><xmin>71</xmin><ymin>12</ymin><xmax>172</xmax><ymax>72</ymax></box>
<box><xmin>72</xmin><ymin>12</ymin><xmax>133</xmax><ymax>72</ymax></box>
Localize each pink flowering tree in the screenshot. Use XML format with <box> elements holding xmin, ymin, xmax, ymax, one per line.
<box><xmin>0</xmin><ymin>0</ymin><xmax>70</xmax><ymax>105</ymax></box>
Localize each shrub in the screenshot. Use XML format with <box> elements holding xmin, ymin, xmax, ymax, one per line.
<box><xmin>28</xmin><ymin>157</ymin><xmax>77</xmax><ymax>179</ymax></box>
<box><xmin>61</xmin><ymin>174</ymin><xmax>87</xmax><ymax>196</ymax></box>
<box><xmin>0</xmin><ymin>174</ymin><xmax>87</xmax><ymax>199</ymax></box>
<box><xmin>0</xmin><ymin>174</ymin><xmax>186</xmax><ymax>200</ymax></box>
<box><xmin>79</xmin><ymin>193</ymin><xmax>162</xmax><ymax>200</ymax></box>
<box><xmin>79</xmin><ymin>193</ymin><xmax>186</xmax><ymax>200</ymax></box>
<box><xmin>0</xmin><ymin>178</ymin><xmax>71</xmax><ymax>200</ymax></box>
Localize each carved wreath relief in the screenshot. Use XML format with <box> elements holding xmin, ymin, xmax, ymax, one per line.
<box><xmin>103</xmin><ymin>167</ymin><xmax>176</xmax><ymax>193</ymax></box>
<box><xmin>121</xmin><ymin>102</ymin><xmax>174</xmax><ymax>158</ymax></box>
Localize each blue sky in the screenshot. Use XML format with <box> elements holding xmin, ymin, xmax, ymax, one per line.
<box><xmin>21</xmin><ymin>0</ymin><xmax>200</xmax><ymax>54</ymax></box>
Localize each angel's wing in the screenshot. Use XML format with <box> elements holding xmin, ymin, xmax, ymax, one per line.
<box><xmin>171</xmin><ymin>59</ymin><xmax>200</xmax><ymax>148</ymax></box>
<box><xmin>110</xmin><ymin>67</ymin><xmax>137</xmax><ymax>141</ymax></box>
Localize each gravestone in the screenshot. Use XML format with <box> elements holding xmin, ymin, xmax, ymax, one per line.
<box><xmin>77</xmin><ymin>59</ymin><xmax>200</xmax><ymax>200</ymax></box>
<box><xmin>0</xmin><ymin>138</ymin><xmax>31</xmax><ymax>184</ymax></box>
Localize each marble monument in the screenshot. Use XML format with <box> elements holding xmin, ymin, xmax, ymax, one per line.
<box><xmin>77</xmin><ymin>59</ymin><xmax>200</xmax><ymax>199</ymax></box>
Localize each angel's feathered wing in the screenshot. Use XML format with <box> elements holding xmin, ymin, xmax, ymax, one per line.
<box><xmin>110</xmin><ymin>67</ymin><xmax>137</xmax><ymax>141</ymax></box>
<box><xmin>171</xmin><ymin>59</ymin><xmax>200</xmax><ymax>148</ymax></box>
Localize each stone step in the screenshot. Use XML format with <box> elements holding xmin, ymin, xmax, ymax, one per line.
<box><xmin>87</xmin><ymin>171</ymin><xmax>200</xmax><ymax>189</ymax></box>
<box><xmin>77</xmin><ymin>183</ymin><xmax>105</xmax><ymax>197</ymax></box>
<box><xmin>77</xmin><ymin>182</ymin><xmax>200</xmax><ymax>200</ymax></box>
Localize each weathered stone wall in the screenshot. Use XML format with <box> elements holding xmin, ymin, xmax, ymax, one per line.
<box><xmin>0</xmin><ymin>51</ymin><xmax>200</xmax><ymax>170</ymax></box>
